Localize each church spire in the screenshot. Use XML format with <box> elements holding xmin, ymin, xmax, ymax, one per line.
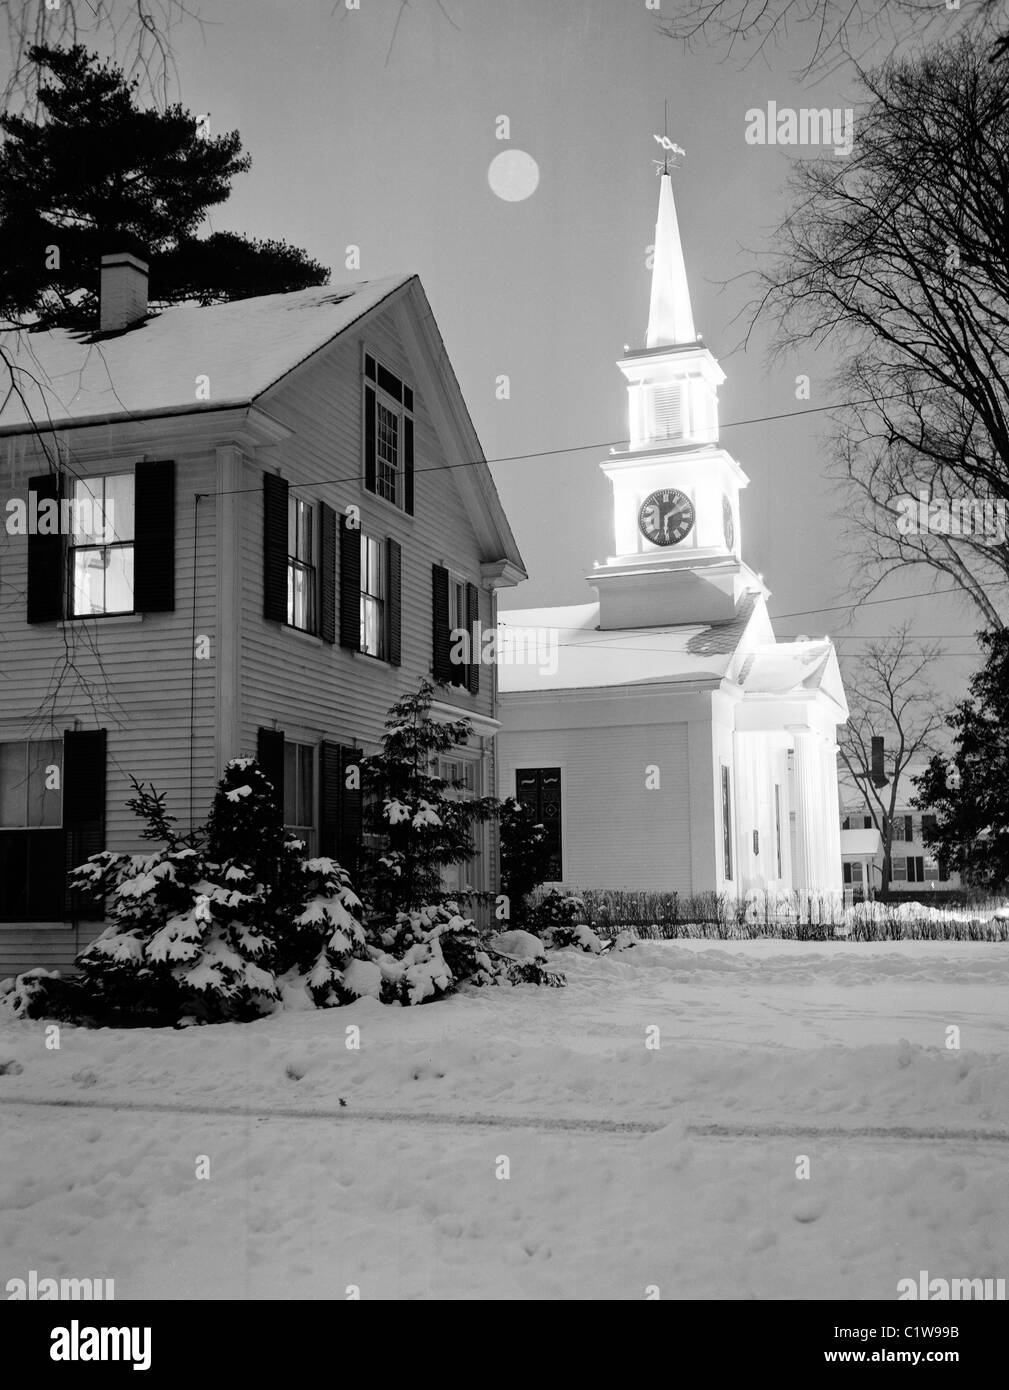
<box><xmin>646</xmin><ymin>172</ymin><xmax>696</xmax><ymax>349</ymax></box>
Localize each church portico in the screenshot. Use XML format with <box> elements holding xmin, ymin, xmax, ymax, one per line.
<box><xmin>497</xmin><ymin>160</ymin><xmax>848</xmax><ymax>899</ymax></box>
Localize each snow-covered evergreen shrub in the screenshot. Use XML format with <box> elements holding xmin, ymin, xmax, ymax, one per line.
<box><xmin>66</xmin><ymin>765</ymin><xmax>369</xmax><ymax>1023</ymax></box>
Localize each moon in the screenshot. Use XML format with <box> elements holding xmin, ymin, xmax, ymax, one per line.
<box><xmin>488</xmin><ymin>149</ymin><xmax>540</xmax><ymax>202</ymax></box>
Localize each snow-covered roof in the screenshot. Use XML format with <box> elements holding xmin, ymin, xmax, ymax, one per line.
<box><xmin>0</xmin><ymin>276</ymin><xmax>410</xmax><ymax>432</ymax></box>
<box><xmin>497</xmin><ymin>593</ymin><xmax>768</xmax><ymax>693</ymax></box>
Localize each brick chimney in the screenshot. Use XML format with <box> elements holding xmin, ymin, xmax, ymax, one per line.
<box><xmin>99</xmin><ymin>250</ymin><xmax>149</xmax><ymax>333</ymax></box>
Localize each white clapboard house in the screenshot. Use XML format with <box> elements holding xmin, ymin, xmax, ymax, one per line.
<box><xmin>497</xmin><ymin>173</ymin><xmax>848</xmax><ymax>898</ymax></box>
<box><xmin>0</xmin><ymin>255</ymin><xmax>525</xmax><ymax>976</ymax></box>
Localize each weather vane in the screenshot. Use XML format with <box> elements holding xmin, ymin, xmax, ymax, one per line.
<box><xmin>652</xmin><ymin>99</ymin><xmax>685</xmax><ymax>175</ymax></box>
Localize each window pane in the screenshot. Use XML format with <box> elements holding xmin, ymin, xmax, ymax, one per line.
<box><xmin>72</xmin><ymin>479</ymin><xmax>104</xmax><ymax>544</ymax></box>
<box><xmin>298</xmin><ymin>745</ymin><xmax>314</xmax><ymax>827</ymax></box>
<box><xmin>283</xmin><ymin>744</ymin><xmax>297</xmax><ymax>825</ymax></box>
<box><xmin>103</xmin><ymin>473</ymin><xmax>135</xmax><ymax>544</ymax></box>
<box><xmin>0</xmin><ymin>742</ymin><xmax>28</xmax><ymax>827</ymax></box>
<box><xmin>26</xmin><ymin>740</ymin><xmax>61</xmax><ymax>828</ymax></box>
<box><xmin>361</xmin><ymin>594</ymin><xmax>383</xmax><ymax>657</ymax></box>
<box><xmin>893</xmin><ymin>858</ymin><xmax>907</xmax><ymax>881</ymax></box>
<box><xmin>104</xmin><ymin>546</ymin><xmax>134</xmax><ymax>613</ymax></box>
<box><xmin>71</xmin><ymin>548</ymin><xmax>105</xmax><ymax>615</ymax></box>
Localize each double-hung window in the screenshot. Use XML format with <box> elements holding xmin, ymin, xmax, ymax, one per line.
<box><xmin>68</xmin><ymin>474</ymin><xmax>135</xmax><ymax>616</ymax></box>
<box><xmin>361</xmin><ymin>534</ymin><xmax>386</xmax><ymax>658</ymax></box>
<box><xmin>283</xmin><ymin>742</ymin><xmax>316</xmax><ymax>851</ymax></box>
<box><xmin>287</xmin><ymin>497</ymin><xmax>316</xmax><ymax>632</ymax></box>
<box><xmin>364</xmin><ymin>353</ymin><xmax>414</xmax><ymax>512</ymax></box>
<box><xmin>0</xmin><ymin>738</ymin><xmax>64</xmax><ymax>920</ymax></box>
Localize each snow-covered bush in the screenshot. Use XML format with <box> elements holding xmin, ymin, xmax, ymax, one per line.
<box><xmin>58</xmin><ymin>765</ymin><xmax>370</xmax><ymax>1024</ymax></box>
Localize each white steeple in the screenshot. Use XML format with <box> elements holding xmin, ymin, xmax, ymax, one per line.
<box><xmin>646</xmin><ymin>173</ymin><xmax>696</xmax><ymax>348</ymax></box>
<box><xmin>589</xmin><ymin>164</ymin><xmax>768</xmax><ymax>630</ymax></box>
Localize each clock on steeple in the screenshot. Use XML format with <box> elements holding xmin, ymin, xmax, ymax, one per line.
<box><xmin>589</xmin><ymin>155</ymin><xmax>767</xmax><ymax>631</ymax></box>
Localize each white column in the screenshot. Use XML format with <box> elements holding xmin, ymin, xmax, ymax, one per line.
<box><xmin>790</xmin><ymin>731</ymin><xmax>819</xmax><ymax>891</ymax></box>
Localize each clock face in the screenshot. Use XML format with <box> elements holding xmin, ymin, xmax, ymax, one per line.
<box><xmin>723</xmin><ymin>495</ymin><xmax>735</xmax><ymax>551</ymax></box>
<box><xmin>638</xmin><ymin>488</ymin><xmax>695</xmax><ymax>547</ymax></box>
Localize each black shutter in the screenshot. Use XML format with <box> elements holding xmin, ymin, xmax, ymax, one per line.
<box><xmin>319</xmin><ymin>741</ymin><xmax>341</xmax><ymax>859</ymax></box>
<box><xmin>262</xmin><ymin>472</ymin><xmax>288</xmax><ymax>624</ymax></box>
<box><xmin>386</xmin><ymin>538</ymin><xmax>402</xmax><ymax>667</ymax></box>
<box><xmin>404</xmin><ymin>415</ymin><xmax>414</xmax><ymax>515</ymax></box>
<box><xmin>432</xmin><ymin>563</ymin><xmax>451</xmax><ymax>683</ymax></box>
<box><xmin>364</xmin><ymin>385</ymin><xmax>377</xmax><ymax>494</ymax></box>
<box><xmin>27</xmin><ymin>472</ymin><xmax>63</xmax><ymax>623</ymax></box>
<box><xmin>340</xmin><ymin>516</ymin><xmax>361</xmax><ymax>650</ymax></box>
<box><xmin>339</xmin><ymin>745</ymin><xmax>363</xmax><ymax>875</ymax></box>
<box><xmin>133</xmin><ymin>460</ymin><xmax>175</xmax><ymax>613</ymax></box>
<box><xmin>465</xmin><ymin>582</ymin><xmax>480</xmax><ymax>695</ymax></box>
<box><xmin>319</xmin><ymin>503</ymin><xmax>337</xmax><ymax>644</ymax></box>
<box><xmin>257</xmin><ymin>727</ymin><xmax>285</xmax><ymax>811</ymax></box>
<box><xmin>63</xmin><ymin>728</ymin><xmax>107</xmax><ymax>920</ymax></box>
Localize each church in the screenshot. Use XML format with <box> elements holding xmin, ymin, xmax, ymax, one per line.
<box><xmin>496</xmin><ymin>169</ymin><xmax>848</xmax><ymax>900</ymax></box>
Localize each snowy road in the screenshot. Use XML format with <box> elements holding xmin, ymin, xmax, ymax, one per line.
<box><xmin>2</xmin><ymin>940</ymin><xmax>1008</xmax><ymax>1298</ymax></box>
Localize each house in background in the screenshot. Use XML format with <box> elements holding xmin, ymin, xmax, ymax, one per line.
<box><xmin>496</xmin><ymin>172</ymin><xmax>849</xmax><ymax>899</ymax></box>
<box><xmin>0</xmin><ymin>255</ymin><xmax>525</xmax><ymax>977</ymax></box>
<box><xmin>840</xmin><ymin>768</ymin><xmax>961</xmax><ymax>899</ymax></box>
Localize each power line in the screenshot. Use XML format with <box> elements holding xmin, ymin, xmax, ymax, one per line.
<box><xmin>197</xmin><ymin>390</ymin><xmax>910</xmax><ymax>500</ymax></box>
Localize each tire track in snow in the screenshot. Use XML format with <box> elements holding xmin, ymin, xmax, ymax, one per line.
<box><xmin>2</xmin><ymin>1094</ymin><xmax>1009</xmax><ymax>1146</ymax></box>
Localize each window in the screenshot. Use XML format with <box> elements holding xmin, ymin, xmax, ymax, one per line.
<box><xmin>287</xmin><ymin>497</ymin><xmax>316</xmax><ymax>631</ymax></box>
<box><xmin>843</xmin><ymin>862</ymin><xmax>863</xmax><ymax>886</ymax></box>
<box><xmin>923</xmin><ymin>856</ymin><xmax>940</xmax><ymax>882</ymax></box>
<box><xmin>0</xmin><ymin>740</ymin><xmax>62</xmax><ymax>828</ymax></box>
<box><xmin>864</xmin><ymin>816</ymin><xmax>873</xmax><ymax>830</ymax></box>
<box><xmin>842</xmin><ymin>816</ymin><xmax>850</xmax><ymax>831</ymax></box>
<box><xmin>721</xmin><ymin>765</ymin><xmax>733</xmax><ymax>881</ymax></box>
<box><xmin>364</xmin><ymin>353</ymin><xmax>414</xmax><ymax>511</ymax></box>
<box><xmin>448</xmin><ymin>575</ymin><xmax>467</xmax><ymax>642</ymax></box>
<box><xmin>774</xmin><ymin>784</ymin><xmax>783</xmax><ymax>878</ymax></box>
<box><xmin>0</xmin><ymin>739</ymin><xmax>64</xmax><ymax>921</ymax></box>
<box><xmin>921</xmin><ymin>814</ymin><xmax>938</xmax><ymax>841</ymax></box>
<box><xmin>68</xmin><ymin>473</ymin><xmax>135</xmax><ymax>616</ymax></box>
<box><xmin>515</xmin><ymin>768</ymin><xmax>562</xmax><ymax>880</ymax></box>
<box><xmin>892</xmin><ymin>814</ymin><xmax>914</xmax><ymax>843</ymax></box>
<box><xmin>646</xmin><ymin>383</ymin><xmax>683</xmax><ymax>442</ymax></box>
<box><xmin>283</xmin><ymin>742</ymin><xmax>315</xmax><ymax>850</ymax></box>
<box><xmin>360</xmin><ymin>535</ymin><xmax>385</xmax><ymax>658</ymax></box>
<box><xmin>892</xmin><ymin>857</ymin><xmax>908</xmax><ymax>881</ymax></box>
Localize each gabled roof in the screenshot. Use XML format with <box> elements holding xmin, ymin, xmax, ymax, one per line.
<box><xmin>0</xmin><ymin>277</ymin><xmax>409</xmax><ymax>431</ymax></box>
<box><xmin>0</xmin><ymin>275</ymin><xmax>527</xmax><ymax>575</ymax></box>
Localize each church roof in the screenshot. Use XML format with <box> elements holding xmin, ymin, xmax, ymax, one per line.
<box><xmin>498</xmin><ymin>593</ymin><xmax>767</xmax><ymax>693</ymax></box>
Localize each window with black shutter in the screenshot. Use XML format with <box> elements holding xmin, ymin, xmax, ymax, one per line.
<box><xmin>262</xmin><ymin>472</ymin><xmax>289</xmax><ymax>624</ymax></box>
<box><xmin>26</xmin><ymin>473</ymin><xmax>63</xmax><ymax>623</ymax></box>
<box><xmin>465</xmin><ymin>582</ymin><xmax>480</xmax><ymax>694</ymax></box>
<box><xmin>363</xmin><ymin>351</ymin><xmax>414</xmax><ymax>513</ymax></box>
<box><xmin>133</xmin><ymin>460</ymin><xmax>175</xmax><ymax>613</ymax></box>
<box><xmin>515</xmin><ymin>768</ymin><xmax>563</xmax><ymax>881</ymax></box>
<box><xmin>319</xmin><ymin>503</ymin><xmax>337</xmax><ymax>644</ymax></box>
<box><xmin>257</xmin><ymin>727</ymin><xmax>285</xmax><ymax>810</ymax></box>
<box><xmin>340</xmin><ymin>515</ymin><xmax>362</xmax><ymax>650</ymax></box>
<box><xmin>0</xmin><ymin>737</ymin><xmax>66</xmax><ymax>921</ymax></box>
<box><xmin>432</xmin><ymin>563</ymin><xmax>452</xmax><ymax>683</ymax></box>
<box><xmin>386</xmin><ymin>538</ymin><xmax>402</xmax><ymax>666</ymax></box>
<box><xmin>319</xmin><ymin>741</ymin><xmax>363</xmax><ymax>874</ymax></box>
<box><xmin>63</xmin><ymin>728</ymin><xmax>107</xmax><ymax>920</ymax></box>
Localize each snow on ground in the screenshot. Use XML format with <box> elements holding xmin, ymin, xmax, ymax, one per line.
<box><xmin>1</xmin><ymin>940</ymin><xmax>1008</xmax><ymax>1299</ymax></box>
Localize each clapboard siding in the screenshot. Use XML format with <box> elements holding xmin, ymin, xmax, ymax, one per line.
<box><xmin>240</xmin><ymin>306</ymin><xmax>496</xmax><ymax>759</ymax></box>
<box><xmin>0</xmin><ymin>441</ymin><xmax>219</xmax><ymax>974</ymax></box>
<box><xmin>497</xmin><ymin>721</ymin><xmax>693</xmax><ymax>892</ymax></box>
<box><xmin>0</xmin><ymin>927</ymin><xmax>80</xmax><ymax>977</ymax></box>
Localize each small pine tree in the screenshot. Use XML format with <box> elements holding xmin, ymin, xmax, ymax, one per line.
<box><xmin>499</xmin><ymin>796</ymin><xmax>554</xmax><ymax>922</ymax></box>
<box><xmin>360</xmin><ymin>681</ymin><xmax>500</xmax><ymax>921</ymax></box>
